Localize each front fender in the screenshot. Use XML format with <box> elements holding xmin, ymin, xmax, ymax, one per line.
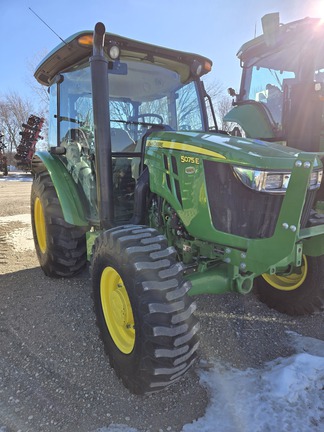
<box><xmin>32</xmin><ymin>151</ymin><xmax>88</xmax><ymax>227</ymax></box>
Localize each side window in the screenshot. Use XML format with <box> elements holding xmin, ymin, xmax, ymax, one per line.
<box><xmin>176</xmin><ymin>82</ymin><xmax>204</xmax><ymax>130</ymax></box>
<box><xmin>58</xmin><ymin>67</ymin><xmax>93</xmax><ymax>150</ymax></box>
<box><xmin>48</xmin><ymin>85</ymin><xmax>57</xmax><ymax>146</ymax></box>
<box><xmin>248</xmin><ymin>66</ymin><xmax>295</xmax><ymax>125</ymax></box>
<box><xmin>56</xmin><ymin>67</ymin><xmax>97</xmax><ymax>219</ymax></box>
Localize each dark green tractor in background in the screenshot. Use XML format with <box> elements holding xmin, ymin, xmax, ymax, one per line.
<box><xmin>31</xmin><ymin>21</ymin><xmax>324</xmax><ymax>395</ymax></box>
<box><xmin>225</xmin><ymin>13</ymin><xmax>324</xmax><ymax>153</ymax></box>
<box><xmin>225</xmin><ymin>12</ymin><xmax>324</xmax><ymax>314</ymax></box>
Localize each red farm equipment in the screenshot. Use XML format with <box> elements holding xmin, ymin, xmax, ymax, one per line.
<box><xmin>15</xmin><ymin>115</ymin><xmax>44</xmax><ymax>171</ymax></box>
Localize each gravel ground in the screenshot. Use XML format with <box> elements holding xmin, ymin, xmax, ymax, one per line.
<box><xmin>0</xmin><ymin>172</ymin><xmax>323</xmax><ymax>432</ymax></box>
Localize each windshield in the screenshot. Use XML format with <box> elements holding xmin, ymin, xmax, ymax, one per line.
<box><xmin>49</xmin><ymin>60</ymin><xmax>206</xmax><ymax>151</ymax></box>
<box><xmin>241</xmin><ymin>66</ymin><xmax>295</xmax><ymax>126</ymax></box>
<box><xmin>240</xmin><ymin>39</ymin><xmax>324</xmax><ymax>129</ymax></box>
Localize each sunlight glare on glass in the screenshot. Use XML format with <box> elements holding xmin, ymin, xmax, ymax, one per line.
<box><xmin>312</xmin><ymin>0</ymin><xmax>324</xmax><ymax>24</ymax></box>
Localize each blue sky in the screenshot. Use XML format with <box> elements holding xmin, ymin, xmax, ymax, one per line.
<box><xmin>1</xmin><ymin>0</ymin><xmax>324</xmax><ymax>102</ymax></box>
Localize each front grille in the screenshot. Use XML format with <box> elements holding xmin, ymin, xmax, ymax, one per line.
<box><xmin>204</xmin><ymin>160</ymin><xmax>315</xmax><ymax>239</ymax></box>
<box><xmin>302</xmin><ymin>190</ymin><xmax>317</xmax><ymax>227</ymax></box>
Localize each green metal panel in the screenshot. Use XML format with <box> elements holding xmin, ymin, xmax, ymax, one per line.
<box><xmin>186</xmin><ymin>263</ymin><xmax>254</xmax><ymax>296</ymax></box>
<box><xmin>186</xmin><ymin>265</ymin><xmax>232</xmax><ymax>295</ymax></box>
<box><xmin>145</xmin><ymin>130</ymin><xmax>312</xmax><ymax>169</ymax></box>
<box><xmin>302</xmin><ymin>233</ymin><xmax>324</xmax><ymax>257</ymax></box>
<box><xmin>33</xmin><ymin>151</ymin><xmax>88</xmax><ymax>227</ymax></box>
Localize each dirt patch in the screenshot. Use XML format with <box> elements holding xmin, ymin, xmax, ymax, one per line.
<box><xmin>0</xmin><ymin>215</ymin><xmax>34</xmax><ymax>254</ymax></box>
<box><xmin>0</xmin><ymin>180</ymin><xmax>37</xmax><ymax>274</ymax></box>
<box><xmin>0</xmin><ymin>180</ymin><xmax>32</xmax><ymax>217</ymax></box>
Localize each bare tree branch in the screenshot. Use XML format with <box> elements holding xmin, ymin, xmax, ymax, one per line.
<box><xmin>26</xmin><ymin>50</ymin><xmax>50</xmax><ymax>109</ymax></box>
<box><xmin>0</xmin><ymin>92</ymin><xmax>34</xmax><ymax>152</ymax></box>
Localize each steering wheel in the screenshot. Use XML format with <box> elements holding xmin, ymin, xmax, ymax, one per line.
<box><xmin>128</xmin><ymin>113</ymin><xmax>164</xmax><ymax>126</ymax></box>
<box><xmin>179</xmin><ymin>124</ymin><xmax>192</xmax><ymax>131</ymax></box>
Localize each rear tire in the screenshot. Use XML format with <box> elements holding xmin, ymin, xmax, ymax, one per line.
<box><xmin>91</xmin><ymin>225</ymin><xmax>199</xmax><ymax>394</ymax></box>
<box><xmin>255</xmin><ymin>255</ymin><xmax>324</xmax><ymax>315</ymax></box>
<box><xmin>31</xmin><ymin>171</ymin><xmax>87</xmax><ymax>277</ymax></box>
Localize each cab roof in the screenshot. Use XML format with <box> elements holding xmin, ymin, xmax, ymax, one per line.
<box><xmin>237</xmin><ymin>15</ymin><xmax>324</xmax><ymax>69</ymax></box>
<box><xmin>35</xmin><ymin>29</ymin><xmax>213</xmax><ymax>86</ymax></box>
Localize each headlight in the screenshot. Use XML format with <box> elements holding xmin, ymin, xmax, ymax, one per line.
<box><xmin>233</xmin><ymin>167</ymin><xmax>323</xmax><ymax>193</ymax></box>
<box><xmin>309</xmin><ymin>170</ymin><xmax>323</xmax><ymax>188</ymax></box>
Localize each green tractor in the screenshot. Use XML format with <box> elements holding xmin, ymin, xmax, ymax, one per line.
<box><xmin>31</xmin><ymin>22</ymin><xmax>324</xmax><ymax>395</ymax></box>
<box><xmin>225</xmin><ymin>12</ymin><xmax>324</xmax><ymax>152</ymax></box>
<box><xmin>225</xmin><ymin>12</ymin><xmax>324</xmax><ymax>313</ymax></box>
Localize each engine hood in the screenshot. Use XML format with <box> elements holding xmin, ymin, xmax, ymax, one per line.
<box><xmin>146</xmin><ymin>131</ymin><xmax>323</xmax><ymax>170</ymax></box>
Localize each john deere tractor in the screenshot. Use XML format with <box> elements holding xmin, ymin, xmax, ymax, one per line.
<box><xmin>225</xmin><ymin>12</ymin><xmax>324</xmax><ymax>313</ymax></box>
<box><xmin>225</xmin><ymin>12</ymin><xmax>324</xmax><ymax>152</ymax></box>
<box><xmin>32</xmin><ymin>22</ymin><xmax>324</xmax><ymax>395</ymax></box>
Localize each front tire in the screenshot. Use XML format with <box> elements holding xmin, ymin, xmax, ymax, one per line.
<box><xmin>31</xmin><ymin>171</ymin><xmax>87</xmax><ymax>277</ymax></box>
<box><xmin>255</xmin><ymin>255</ymin><xmax>324</xmax><ymax>315</ymax></box>
<box><xmin>91</xmin><ymin>225</ymin><xmax>199</xmax><ymax>394</ymax></box>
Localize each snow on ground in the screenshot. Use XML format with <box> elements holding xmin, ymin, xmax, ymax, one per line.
<box><xmin>0</xmin><ymin>172</ymin><xmax>32</xmax><ymax>182</ymax></box>
<box><xmin>182</xmin><ymin>332</ymin><xmax>324</xmax><ymax>432</ymax></box>
<box><xmin>93</xmin><ymin>332</ymin><xmax>324</xmax><ymax>432</ymax></box>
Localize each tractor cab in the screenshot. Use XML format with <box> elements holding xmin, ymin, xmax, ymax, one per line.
<box><xmin>225</xmin><ymin>13</ymin><xmax>324</xmax><ymax>152</ymax></box>
<box><xmin>35</xmin><ymin>24</ymin><xmax>213</xmax><ymax>226</ymax></box>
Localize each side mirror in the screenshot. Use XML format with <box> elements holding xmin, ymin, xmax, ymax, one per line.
<box><xmin>228</xmin><ymin>88</ymin><xmax>237</xmax><ymax>97</ymax></box>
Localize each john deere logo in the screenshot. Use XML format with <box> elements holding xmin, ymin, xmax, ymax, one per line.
<box><xmin>185</xmin><ymin>166</ymin><xmax>196</xmax><ymax>174</ymax></box>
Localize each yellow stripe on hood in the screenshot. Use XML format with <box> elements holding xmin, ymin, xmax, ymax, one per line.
<box><xmin>146</xmin><ymin>140</ymin><xmax>226</xmax><ymax>160</ymax></box>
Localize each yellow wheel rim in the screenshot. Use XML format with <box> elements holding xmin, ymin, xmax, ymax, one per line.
<box><xmin>100</xmin><ymin>267</ymin><xmax>135</xmax><ymax>354</ymax></box>
<box><xmin>34</xmin><ymin>197</ymin><xmax>47</xmax><ymax>254</ymax></box>
<box><xmin>262</xmin><ymin>255</ymin><xmax>308</xmax><ymax>291</ymax></box>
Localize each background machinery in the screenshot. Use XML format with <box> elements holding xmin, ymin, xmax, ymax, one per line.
<box><xmin>225</xmin><ymin>12</ymin><xmax>324</xmax><ymax>313</ymax></box>
<box><xmin>15</xmin><ymin>115</ymin><xmax>44</xmax><ymax>171</ymax></box>
<box><xmin>0</xmin><ymin>133</ymin><xmax>8</xmax><ymax>176</ymax></box>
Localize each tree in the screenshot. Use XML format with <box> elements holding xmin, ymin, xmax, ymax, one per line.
<box><xmin>215</xmin><ymin>94</ymin><xmax>235</xmax><ymax>132</ymax></box>
<box><xmin>0</xmin><ymin>92</ymin><xmax>34</xmax><ymax>153</ymax></box>
<box><xmin>204</xmin><ymin>78</ymin><xmax>243</xmax><ymax>134</ymax></box>
<box><xmin>26</xmin><ymin>50</ymin><xmax>50</xmax><ymax>110</ymax></box>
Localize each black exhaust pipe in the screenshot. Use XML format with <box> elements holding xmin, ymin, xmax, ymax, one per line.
<box><xmin>90</xmin><ymin>22</ymin><xmax>114</xmax><ymax>229</ymax></box>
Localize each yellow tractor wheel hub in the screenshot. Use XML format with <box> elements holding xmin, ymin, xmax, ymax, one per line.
<box><xmin>100</xmin><ymin>266</ymin><xmax>135</xmax><ymax>354</ymax></box>
<box><xmin>34</xmin><ymin>197</ymin><xmax>47</xmax><ymax>253</ymax></box>
<box><xmin>262</xmin><ymin>256</ymin><xmax>308</xmax><ymax>291</ymax></box>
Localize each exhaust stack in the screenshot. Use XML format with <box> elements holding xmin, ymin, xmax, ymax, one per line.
<box><xmin>90</xmin><ymin>22</ymin><xmax>114</xmax><ymax>229</ymax></box>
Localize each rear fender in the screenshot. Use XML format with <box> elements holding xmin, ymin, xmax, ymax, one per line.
<box><xmin>224</xmin><ymin>103</ymin><xmax>275</xmax><ymax>139</ymax></box>
<box><xmin>32</xmin><ymin>151</ymin><xmax>88</xmax><ymax>227</ymax></box>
